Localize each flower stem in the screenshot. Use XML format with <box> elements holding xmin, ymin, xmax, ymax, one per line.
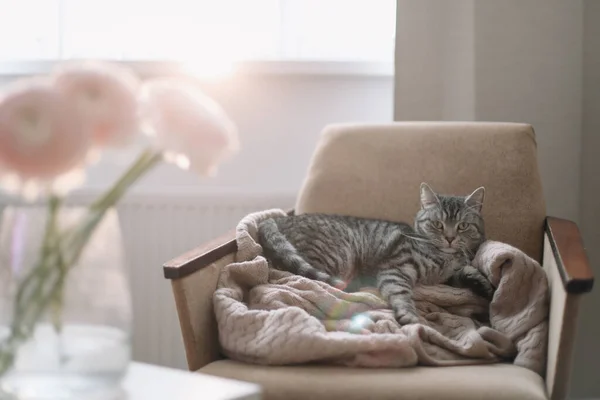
<box><xmin>90</xmin><ymin>149</ymin><xmax>162</xmax><ymax>213</ymax></box>
<box><xmin>50</xmin><ymin>236</ymin><xmax>67</xmax><ymax>333</ymax></box>
<box><xmin>0</xmin><ymin>195</ymin><xmax>63</xmax><ymax>375</ymax></box>
<box><xmin>66</xmin><ymin>148</ymin><xmax>162</xmax><ymax>267</ymax></box>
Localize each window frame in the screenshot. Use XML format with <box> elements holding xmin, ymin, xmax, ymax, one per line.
<box><xmin>0</xmin><ymin>60</ymin><xmax>394</xmax><ymax>78</ymax></box>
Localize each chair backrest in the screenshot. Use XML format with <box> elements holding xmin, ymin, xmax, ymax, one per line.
<box><xmin>295</xmin><ymin>122</ymin><xmax>547</xmax><ymax>262</ymax></box>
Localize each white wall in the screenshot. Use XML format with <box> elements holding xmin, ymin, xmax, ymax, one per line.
<box><xmin>394</xmin><ymin>1</ymin><xmax>444</xmax><ymax>120</ymax></box>
<box><xmin>395</xmin><ymin>0</ymin><xmax>583</xmax><ymax>223</ymax></box>
<box><xmin>0</xmin><ymin>73</ymin><xmax>393</xmax><ymax>197</ymax></box>
<box><xmin>474</xmin><ymin>1</ymin><xmax>584</xmax><ymax>224</ymax></box>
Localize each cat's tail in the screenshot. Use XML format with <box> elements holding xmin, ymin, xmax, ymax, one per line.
<box><xmin>257</xmin><ymin>218</ymin><xmax>345</xmax><ymax>289</ymax></box>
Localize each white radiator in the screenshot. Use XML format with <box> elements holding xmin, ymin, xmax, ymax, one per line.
<box><xmin>116</xmin><ymin>193</ymin><xmax>296</xmax><ymax>369</ymax></box>
<box><xmin>0</xmin><ymin>192</ymin><xmax>296</xmax><ymax>370</ymax></box>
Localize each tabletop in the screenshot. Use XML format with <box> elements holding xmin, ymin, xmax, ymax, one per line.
<box><xmin>118</xmin><ymin>362</ymin><xmax>261</xmax><ymax>400</ymax></box>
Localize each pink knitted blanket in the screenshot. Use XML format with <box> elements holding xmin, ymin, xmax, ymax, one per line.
<box><xmin>214</xmin><ymin>209</ymin><xmax>549</xmax><ymax>374</ymax></box>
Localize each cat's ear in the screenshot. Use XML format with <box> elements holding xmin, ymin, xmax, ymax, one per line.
<box><xmin>420</xmin><ymin>183</ymin><xmax>440</xmax><ymax>209</ymax></box>
<box><xmin>465</xmin><ymin>187</ymin><xmax>485</xmax><ymax>212</ymax></box>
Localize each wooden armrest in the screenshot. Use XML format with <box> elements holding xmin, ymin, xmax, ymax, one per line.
<box><xmin>163</xmin><ymin>230</ymin><xmax>237</xmax><ymax>279</ymax></box>
<box><xmin>163</xmin><ymin>209</ymin><xmax>295</xmax><ymax>280</ymax></box>
<box><xmin>545</xmin><ymin>216</ymin><xmax>594</xmax><ymax>294</ymax></box>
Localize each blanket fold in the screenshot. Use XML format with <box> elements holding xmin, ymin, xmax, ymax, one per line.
<box><xmin>213</xmin><ymin>209</ymin><xmax>549</xmax><ymax>374</ymax></box>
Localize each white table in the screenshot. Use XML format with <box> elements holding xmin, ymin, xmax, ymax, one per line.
<box><xmin>119</xmin><ymin>362</ymin><xmax>261</xmax><ymax>400</ymax></box>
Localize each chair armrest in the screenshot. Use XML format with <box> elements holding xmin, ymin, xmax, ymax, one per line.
<box><xmin>544</xmin><ymin>217</ymin><xmax>594</xmax><ymax>400</ymax></box>
<box><xmin>163</xmin><ymin>231</ymin><xmax>239</xmax><ymax>370</ymax></box>
<box><xmin>545</xmin><ymin>217</ymin><xmax>594</xmax><ymax>293</ymax></box>
<box><xmin>163</xmin><ymin>209</ymin><xmax>295</xmax><ymax>280</ymax></box>
<box><xmin>162</xmin><ymin>208</ymin><xmax>294</xmax><ymax>370</ymax></box>
<box><xmin>163</xmin><ymin>230</ymin><xmax>237</xmax><ymax>279</ymax></box>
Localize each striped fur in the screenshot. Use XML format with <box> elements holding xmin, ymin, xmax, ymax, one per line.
<box><xmin>257</xmin><ymin>183</ymin><xmax>493</xmax><ymax>325</ymax></box>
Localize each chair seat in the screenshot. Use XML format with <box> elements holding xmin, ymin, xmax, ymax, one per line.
<box><xmin>200</xmin><ymin>359</ymin><xmax>548</xmax><ymax>400</ymax></box>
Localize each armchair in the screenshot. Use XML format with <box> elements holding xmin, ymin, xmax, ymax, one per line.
<box><xmin>163</xmin><ymin>122</ymin><xmax>593</xmax><ymax>400</ymax></box>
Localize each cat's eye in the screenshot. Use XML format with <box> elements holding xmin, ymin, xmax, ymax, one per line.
<box><xmin>433</xmin><ymin>221</ymin><xmax>444</xmax><ymax>229</ymax></box>
<box><xmin>458</xmin><ymin>222</ymin><xmax>469</xmax><ymax>231</ymax></box>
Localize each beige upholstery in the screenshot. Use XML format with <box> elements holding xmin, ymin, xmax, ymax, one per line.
<box><xmin>201</xmin><ymin>360</ymin><xmax>547</xmax><ymax>400</ymax></box>
<box><xmin>296</xmin><ymin>122</ymin><xmax>547</xmax><ymax>262</ymax></box>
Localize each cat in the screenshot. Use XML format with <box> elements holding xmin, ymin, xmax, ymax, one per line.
<box><xmin>257</xmin><ymin>183</ymin><xmax>494</xmax><ymax>325</ymax></box>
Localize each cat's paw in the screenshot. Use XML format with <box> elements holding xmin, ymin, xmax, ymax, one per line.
<box><xmin>474</xmin><ymin>278</ymin><xmax>495</xmax><ymax>300</ymax></box>
<box><xmin>462</xmin><ymin>274</ymin><xmax>495</xmax><ymax>300</ymax></box>
<box><xmin>395</xmin><ymin>310</ymin><xmax>420</xmax><ymax>326</ymax></box>
<box><xmin>483</xmin><ymin>281</ymin><xmax>495</xmax><ymax>300</ymax></box>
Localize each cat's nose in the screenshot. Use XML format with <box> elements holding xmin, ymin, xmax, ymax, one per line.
<box><xmin>445</xmin><ymin>236</ymin><xmax>456</xmax><ymax>244</ymax></box>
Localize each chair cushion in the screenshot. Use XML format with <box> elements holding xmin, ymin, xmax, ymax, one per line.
<box><xmin>295</xmin><ymin>122</ymin><xmax>546</xmax><ymax>262</ymax></box>
<box><xmin>200</xmin><ymin>360</ymin><xmax>547</xmax><ymax>400</ymax></box>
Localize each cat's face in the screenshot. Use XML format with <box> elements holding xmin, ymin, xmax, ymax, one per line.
<box><xmin>414</xmin><ymin>183</ymin><xmax>486</xmax><ymax>255</ymax></box>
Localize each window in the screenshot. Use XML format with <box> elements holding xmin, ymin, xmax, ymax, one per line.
<box><xmin>0</xmin><ymin>0</ymin><xmax>396</xmax><ymax>65</ymax></box>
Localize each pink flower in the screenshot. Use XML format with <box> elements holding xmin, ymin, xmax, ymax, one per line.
<box><xmin>0</xmin><ymin>78</ymin><xmax>90</xmax><ymax>196</ymax></box>
<box><xmin>53</xmin><ymin>61</ymin><xmax>140</xmax><ymax>148</ymax></box>
<box><xmin>139</xmin><ymin>78</ymin><xmax>239</xmax><ymax>176</ymax></box>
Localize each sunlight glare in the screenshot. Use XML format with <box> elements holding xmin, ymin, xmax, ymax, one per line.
<box><xmin>349</xmin><ymin>313</ymin><xmax>372</xmax><ymax>333</ymax></box>
<box><xmin>181</xmin><ymin>56</ymin><xmax>234</xmax><ymax>80</ymax></box>
<box><xmin>174</xmin><ymin>154</ymin><xmax>191</xmax><ymax>170</ymax></box>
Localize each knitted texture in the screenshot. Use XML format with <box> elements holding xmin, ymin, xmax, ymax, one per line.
<box><xmin>213</xmin><ymin>209</ymin><xmax>548</xmax><ymax>374</ymax></box>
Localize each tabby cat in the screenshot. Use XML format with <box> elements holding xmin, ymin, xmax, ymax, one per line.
<box><xmin>257</xmin><ymin>183</ymin><xmax>494</xmax><ymax>325</ymax></box>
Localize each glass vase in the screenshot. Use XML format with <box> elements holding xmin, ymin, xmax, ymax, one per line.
<box><xmin>0</xmin><ymin>206</ymin><xmax>132</xmax><ymax>400</ymax></box>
